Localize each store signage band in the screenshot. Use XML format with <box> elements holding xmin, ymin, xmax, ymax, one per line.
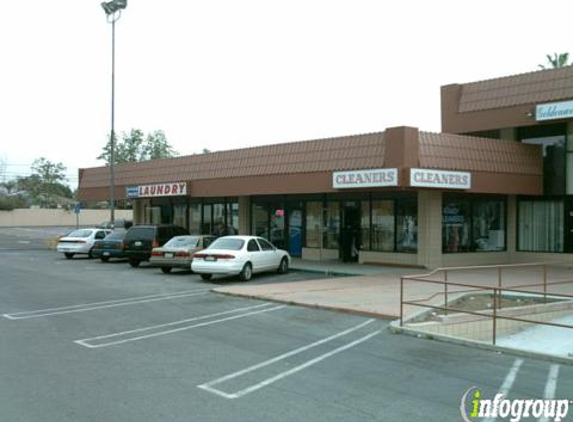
<box><xmin>410</xmin><ymin>168</ymin><xmax>471</xmax><ymax>189</ymax></box>
<box><xmin>333</xmin><ymin>168</ymin><xmax>398</xmax><ymax>189</ymax></box>
<box><xmin>126</xmin><ymin>182</ymin><xmax>187</xmax><ymax>198</ymax></box>
<box><xmin>536</xmin><ymin>100</ymin><xmax>573</xmax><ymax>121</ymax></box>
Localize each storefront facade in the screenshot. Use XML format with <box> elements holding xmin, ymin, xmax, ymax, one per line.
<box><xmin>78</xmin><ymin>66</ymin><xmax>573</xmax><ymax>268</ymax></box>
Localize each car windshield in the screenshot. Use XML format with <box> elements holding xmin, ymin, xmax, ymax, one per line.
<box><xmin>208</xmin><ymin>238</ymin><xmax>245</xmax><ymax>250</ymax></box>
<box><xmin>67</xmin><ymin>229</ymin><xmax>92</xmax><ymax>238</ymax></box>
<box><xmin>105</xmin><ymin>231</ymin><xmax>124</xmax><ymax>241</ymax></box>
<box><xmin>164</xmin><ymin>236</ymin><xmax>199</xmax><ymax>248</ymax></box>
<box><xmin>124</xmin><ymin>227</ymin><xmax>154</xmax><ymax>241</ymax></box>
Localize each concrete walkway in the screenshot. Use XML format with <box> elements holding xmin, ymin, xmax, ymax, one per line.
<box><xmin>213</xmin><ymin>261</ymin><xmax>573</xmax><ymax>320</ymax></box>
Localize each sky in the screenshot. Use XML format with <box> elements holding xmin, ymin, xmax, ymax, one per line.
<box><xmin>0</xmin><ymin>0</ymin><xmax>571</xmax><ymax>188</ymax></box>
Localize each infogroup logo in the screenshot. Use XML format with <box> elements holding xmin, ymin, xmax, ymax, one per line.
<box><xmin>460</xmin><ymin>387</ymin><xmax>571</xmax><ymax>422</ymax></box>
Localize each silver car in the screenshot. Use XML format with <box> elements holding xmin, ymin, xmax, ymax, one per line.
<box><xmin>150</xmin><ymin>235</ymin><xmax>215</xmax><ymax>274</ymax></box>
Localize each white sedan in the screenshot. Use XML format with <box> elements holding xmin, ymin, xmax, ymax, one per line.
<box><xmin>191</xmin><ymin>235</ymin><xmax>290</xmax><ymax>281</ymax></box>
<box><xmin>56</xmin><ymin>228</ymin><xmax>112</xmax><ymax>259</ymax></box>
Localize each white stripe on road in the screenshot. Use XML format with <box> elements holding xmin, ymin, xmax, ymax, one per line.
<box><xmin>198</xmin><ymin>319</ymin><xmax>376</xmax><ymax>399</ymax></box>
<box><xmin>539</xmin><ymin>365</ymin><xmax>560</xmax><ymax>422</ymax></box>
<box><xmin>199</xmin><ymin>328</ymin><xmax>380</xmax><ymax>399</ymax></box>
<box><xmin>3</xmin><ymin>289</ymin><xmax>210</xmax><ymax>320</ymax></box>
<box><xmin>483</xmin><ymin>358</ymin><xmax>524</xmax><ymax>422</ymax></box>
<box><xmin>75</xmin><ymin>303</ymin><xmax>286</xmax><ymax>348</ymax></box>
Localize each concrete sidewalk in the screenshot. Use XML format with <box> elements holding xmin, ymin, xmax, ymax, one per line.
<box><xmin>214</xmin><ymin>274</ymin><xmax>403</xmax><ymax>319</ymax></box>
<box><xmin>212</xmin><ymin>262</ymin><xmax>573</xmax><ymax>320</ymax></box>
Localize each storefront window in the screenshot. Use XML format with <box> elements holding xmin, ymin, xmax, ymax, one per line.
<box><xmin>443</xmin><ymin>197</ymin><xmax>506</xmax><ymax>253</ymax></box>
<box><xmin>305</xmin><ymin>202</ymin><xmax>322</xmax><ymax>248</ymax></box>
<box><xmin>213</xmin><ymin>203</ymin><xmax>225</xmax><ymax>236</ymax></box>
<box><xmin>145</xmin><ymin>206</ymin><xmax>161</xmax><ymax>224</ymax></box>
<box><xmin>371</xmin><ymin>200</ymin><xmax>394</xmax><ymax>252</ymax></box>
<box><xmin>361</xmin><ymin>200</ymin><xmax>371</xmax><ymax>251</ymax></box>
<box><xmin>173</xmin><ymin>204</ymin><xmax>187</xmax><ymax>229</ymax></box>
<box><xmin>252</xmin><ymin>204</ymin><xmax>269</xmax><ymax>239</ymax></box>
<box><xmin>324</xmin><ymin>202</ymin><xmax>340</xmax><ymax>249</ymax></box>
<box><xmin>396</xmin><ymin>201</ymin><xmax>417</xmax><ymax>252</ymax></box>
<box><xmin>202</xmin><ymin>204</ymin><xmax>212</xmax><ymax>235</ymax></box>
<box><xmin>270</xmin><ymin>206</ymin><xmax>286</xmax><ymax>249</ymax></box>
<box><xmin>227</xmin><ymin>203</ymin><xmax>239</xmax><ymax>235</ymax></box>
<box><xmin>443</xmin><ymin>200</ymin><xmax>470</xmax><ymax>253</ymax></box>
<box><xmin>472</xmin><ymin>200</ymin><xmax>505</xmax><ymax>251</ymax></box>
<box><xmin>188</xmin><ymin>203</ymin><xmax>201</xmax><ymax>234</ymax></box>
<box><xmin>518</xmin><ymin>200</ymin><xmax>564</xmax><ymax>252</ymax></box>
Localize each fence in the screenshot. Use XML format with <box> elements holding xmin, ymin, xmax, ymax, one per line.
<box><xmin>0</xmin><ymin>208</ymin><xmax>133</xmax><ymax>227</ymax></box>
<box><xmin>400</xmin><ymin>263</ymin><xmax>573</xmax><ymax>345</ymax></box>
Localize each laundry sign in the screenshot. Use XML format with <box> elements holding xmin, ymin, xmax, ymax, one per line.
<box><xmin>127</xmin><ymin>182</ymin><xmax>187</xmax><ymax>198</ymax></box>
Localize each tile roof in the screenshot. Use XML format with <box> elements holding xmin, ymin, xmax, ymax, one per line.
<box><xmin>79</xmin><ymin>132</ymin><xmax>386</xmax><ymax>189</ymax></box>
<box><xmin>419</xmin><ymin>132</ymin><xmax>542</xmax><ymax>175</ymax></box>
<box><xmin>457</xmin><ymin>66</ymin><xmax>573</xmax><ymax>113</ymax></box>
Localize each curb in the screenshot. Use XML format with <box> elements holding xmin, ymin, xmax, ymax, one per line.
<box><xmin>289</xmin><ymin>267</ymin><xmax>363</xmax><ymax>277</ymax></box>
<box><xmin>212</xmin><ymin>289</ymin><xmax>396</xmax><ymax>321</ymax></box>
<box><xmin>389</xmin><ymin>320</ymin><xmax>573</xmax><ymax>366</ymax></box>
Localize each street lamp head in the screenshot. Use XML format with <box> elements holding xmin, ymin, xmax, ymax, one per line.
<box><xmin>101</xmin><ymin>0</ymin><xmax>127</xmax><ymax>16</ymax></box>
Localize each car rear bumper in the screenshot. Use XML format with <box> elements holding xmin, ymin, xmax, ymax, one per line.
<box><xmin>92</xmin><ymin>249</ymin><xmax>126</xmax><ymax>259</ymax></box>
<box><xmin>57</xmin><ymin>244</ymin><xmax>91</xmax><ymax>254</ymax></box>
<box><xmin>191</xmin><ymin>260</ymin><xmax>243</xmax><ymax>275</ymax></box>
<box><xmin>149</xmin><ymin>257</ymin><xmax>192</xmax><ymax>268</ymax></box>
<box><xmin>125</xmin><ymin>250</ymin><xmax>151</xmax><ymax>261</ymax></box>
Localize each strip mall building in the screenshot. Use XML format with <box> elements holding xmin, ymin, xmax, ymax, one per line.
<box><xmin>78</xmin><ymin>66</ymin><xmax>573</xmax><ymax>268</ymax></box>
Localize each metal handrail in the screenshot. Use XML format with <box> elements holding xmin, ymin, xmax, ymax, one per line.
<box><xmin>399</xmin><ymin>262</ymin><xmax>573</xmax><ymax>346</ymax></box>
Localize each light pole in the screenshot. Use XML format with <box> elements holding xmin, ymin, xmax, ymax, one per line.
<box><xmin>101</xmin><ymin>0</ymin><xmax>127</xmax><ymax>229</ymax></box>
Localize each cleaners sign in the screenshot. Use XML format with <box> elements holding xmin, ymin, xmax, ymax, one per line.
<box><xmin>536</xmin><ymin>100</ymin><xmax>573</xmax><ymax>121</ymax></box>
<box><xmin>410</xmin><ymin>168</ymin><xmax>471</xmax><ymax>189</ymax></box>
<box><xmin>333</xmin><ymin>168</ymin><xmax>398</xmax><ymax>189</ymax></box>
<box><xmin>126</xmin><ymin>182</ymin><xmax>187</xmax><ymax>198</ymax></box>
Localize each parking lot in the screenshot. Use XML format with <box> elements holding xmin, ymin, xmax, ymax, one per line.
<box><xmin>1</xmin><ymin>228</ymin><xmax>572</xmax><ymax>422</ymax></box>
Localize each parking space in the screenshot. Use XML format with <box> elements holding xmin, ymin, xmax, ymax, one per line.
<box><xmin>1</xmin><ymin>235</ymin><xmax>572</xmax><ymax>422</ymax></box>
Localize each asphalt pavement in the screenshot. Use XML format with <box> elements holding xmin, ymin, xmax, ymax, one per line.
<box><xmin>0</xmin><ymin>228</ymin><xmax>572</xmax><ymax>422</ymax></box>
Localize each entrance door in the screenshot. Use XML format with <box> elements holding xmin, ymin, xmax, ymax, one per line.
<box><xmin>341</xmin><ymin>201</ymin><xmax>361</xmax><ymax>262</ymax></box>
<box><xmin>565</xmin><ymin>200</ymin><xmax>573</xmax><ymax>253</ymax></box>
<box><xmin>288</xmin><ymin>208</ymin><xmax>303</xmax><ymax>257</ymax></box>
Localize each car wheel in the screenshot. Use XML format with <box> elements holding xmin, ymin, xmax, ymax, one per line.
<box><xmin>239</xmin><ymin>263</ymin><xmax>252</xmax><ymax>282</ymax></box>
<box><xmin>64</xmin><ymin>253</ymin><xmax>74</xmax><ymax>259</ymax></box>
<box><xmin>129</xmin><ymin>259</ymin><xmax>140</xmax><ymax>268</ymax></box>
<box><xmin>88</xmin><ymin>248</ymin><xmax>94</xmax><ymax>259</ymax></box>
<box><xmin>200</xmin><ymin>274</ymin><xmax>212</xmax><ymax>280</ymax></box>
<box><xmin>160</xmin><ymin>267</ymin><xmax>172</xmax><ymax>274</ymax></box>
<box><xmin>100</xmin><ymin>256</ymin><xmax>110</xmax><ymax>263</ymax></box>
<box><xmin>277</xmin><ymin>257</ymin><xmax>289</xmax><ymax>274</ymax></box>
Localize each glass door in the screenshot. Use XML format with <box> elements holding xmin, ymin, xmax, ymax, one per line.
<box><xmin>288</xmin><ymin>206</ymin><xmax>303</xmax><ymax>257</ymax></box>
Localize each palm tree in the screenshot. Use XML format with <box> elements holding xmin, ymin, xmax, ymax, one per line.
<box><xmin>538</xmin><ymin>52</ymin><xmax>570</xmax><ymax>69</ymax></box>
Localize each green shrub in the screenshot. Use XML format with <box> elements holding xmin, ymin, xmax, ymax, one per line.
<box><xmin>0</xmin><ymin>197</ymin><xmax>25</xmax><ymax>211</ymax></box>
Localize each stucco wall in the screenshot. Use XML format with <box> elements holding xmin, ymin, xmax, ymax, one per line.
<box><xmin>0</xmin><ymin>209</ymin><xmax>133</xmax><ymax>227</ymax></box>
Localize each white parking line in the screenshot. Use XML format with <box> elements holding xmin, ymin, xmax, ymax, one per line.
<box><xmin>539</xmin><ymin>365</ymin><xmax>560</xmax><ymax>422</ymax></box>
<box><xmin>198</xmin><ymin>319</ymin><xmax>377</xmax><ymax>399</ymax></box>
<box><xmin>483</xmin><ymin>358</ymin><xmax>524</xmax><ymax>422</ymax></box>
<box><xmin>3</xmin><ymin>289</ymin><xmax>210</xmax><ymax>320</ymax></box>
<box><xmin>75</xmin><ymin>303</ymin><xmax>286</xmax><ymax>348</ymax></box>
<box><xmin>200</xmin><ymin>329</ymin><xmax>380</xmax><ymax>399</ymax></box>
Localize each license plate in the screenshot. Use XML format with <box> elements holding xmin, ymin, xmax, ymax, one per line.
<box><xmin>205</xmin><ymin>256</ymin><xmax>216</xmax><ymax>261</ymax></box>
<box><xmin>165</xmin><ymin>253</ymin><xmax>173</xmax><ymax>259</ymax></box>
<box><xmin>103</xmin><ymin>252</ymin><xmax>110</xmax><ymax>256</ymax></box>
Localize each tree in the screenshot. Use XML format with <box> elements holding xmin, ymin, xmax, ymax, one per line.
<box><xmin>15</xmin><ymin>158</ymin><xmax>72</xmax><ymax>207</ymax></box>
<box><xmin>143</xmin><ymin>130</ymin><xmax>178</xmax><ymax>160</ymax></box>
<box><xmin>98</xmin><ymin>129</ymin><xmax>178</xmax><ymax>165</ymax></box>
<box><xmin>538</xmin><ymin>52</ymin><xmax>570</xmax><ymax>69</ymax></box>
